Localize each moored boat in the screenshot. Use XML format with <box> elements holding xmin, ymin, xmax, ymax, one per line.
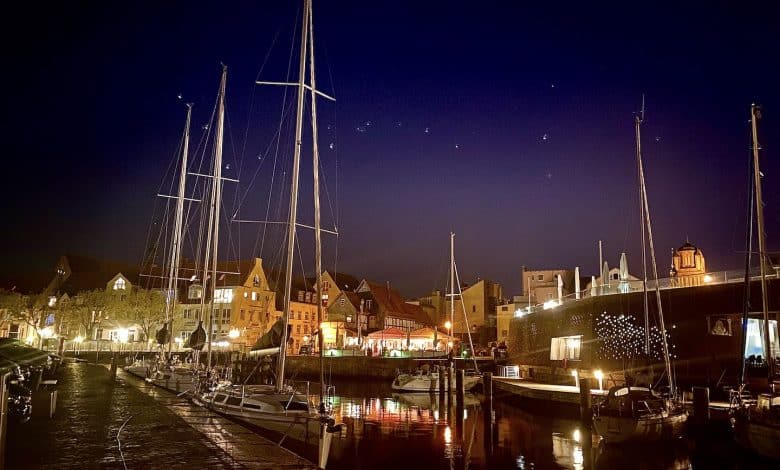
<box><xmin>592</xmin><ymin>386</ymin><xmax>687</xmax><ymax>443</ymax></box>
<box><xmin>392</xmin><ymin>367</ymin><xmax>480</xmax><ymax>392</ymax></box>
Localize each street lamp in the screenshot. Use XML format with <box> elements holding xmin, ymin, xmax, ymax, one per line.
<box><xmin>74</xmin><ymin>335</ymin><xmax>83</xmax><ymax>356</ymax></box>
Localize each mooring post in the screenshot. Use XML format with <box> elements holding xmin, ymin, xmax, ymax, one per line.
<box><xmin>482</xmin><ymin>371</ymin><xmax>494</xmax><ymax>455</ymax></box>
<box><xmin>109</xmin><ymin>353</ymin><xmax>118</xmax><ymax>382</ymax></box>
<box><xmin>456</xmin><ymin>369</ymin><xmax>465</xmax><ymax>409</ymax></box>
<box><xmin>439</xmin><ymin>367</ymin><xmax>446</xmax><ymax>396</ymax></box>
<box><xmin>579</xmin><ymin>377</ymin><xmax>592</xmax><ymax>427</ymax></box>
<box><xmin>692</xmin><ymin>386</ymin><xmax>710</xmax><ymax>427</ymax></box>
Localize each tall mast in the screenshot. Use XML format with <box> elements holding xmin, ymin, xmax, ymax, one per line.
<box><xmin>165</xmin><ymin>104</ymin><xmax>193</xmax><ymax>357</ymax></box>
<box><xmin>205</xmin><ymin>66</ymin><xmax>228</xmax><ymax>370</ymax></box>
<box><xmin>307</xmin><ymin>0</ymin><xmax>326</xmax><ymax>406</ymax></box>
<box><xmin>450</xmin><ymin>232</ymin><xmax>455</xmax><ymax>349</ymax></box>
<box><xmin>750</xmin><ymin>103</ymin><xmax>774</xmax><ymax>379</ymax></box>
<box><xmin>636</xmin><ymin>103</ymin><xmax>675</xmax><ymax>398</ymax></box>
<box><xmin>277</xmin><ymin>0</ymin><xmax>311</xmax><ymax>392</ymax></box>
<box><xmin>635</xmin><ymin>98</ymin><xmax>650</xmax><ymax>355</ymax></box>
<box><xmin>739</xmin><ymin>122</ymin><xmax>756</xmax><ymax>386</ymax></box>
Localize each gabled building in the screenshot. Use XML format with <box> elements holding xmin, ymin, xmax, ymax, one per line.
<box><xmin>174</xmin><ymin>258</ymin><xmax>276</xmax><ymax>351</ymax></box>
<box><xmin>355</xmin><ymin>280</ymin><xmax>431</xmax><ymax>332</ymax></box>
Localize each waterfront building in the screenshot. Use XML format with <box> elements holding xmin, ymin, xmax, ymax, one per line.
<box><xmin>315</xmin><ymin>271</ymin><xmax>361</xmax><ymax>309</ymax></box>
<box><xmin>355</xmin><ymin>280</ymin><xmax>430</xmax><ymax>330</ymax></box>
<box><xmin>324</xmin><ymin>290</ymin><xmax>371</xmax><ymax>348</ymax></box>
<box><xmin>496</xmin><ymin>296</ymin><xmax>526</xmax><ymax>345</ymax></box>
<box><xmin>507</xmin><ymin>276</ymin><xmax>780</xmax><ymax>388</ymax></box>
<box><xmin>174</xmin><ymin>258</ymin><xmax>276</xmax><ymax>352</ymax></box>
<box><xmin>670</xmin><ymin>241</ymin><xmax>707</xmax><ymax>287</ymax></box>
<box><xmin>442</xmin><ymin>279</ymin><xmax>503</xmax><ymax>344</ymax></box>
<box><xmin>521</xmin><ymin>267</ymin><xmax>576</xmax><ymax>305</ymax></box>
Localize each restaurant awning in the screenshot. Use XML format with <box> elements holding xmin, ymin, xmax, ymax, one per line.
<box><xmin>366</xmin><ymin>327</ymin><xmax>408</xmax><ymax>340</ymax></box>
<box><xmin>408</xmin><ymin>327</ymin><xmax>452</xmax><ymax>341</ymax></box>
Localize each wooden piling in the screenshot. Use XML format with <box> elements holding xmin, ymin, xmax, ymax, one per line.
<box><xmin>578</xmin><ymin>377</ymin><xmax>592</xmax><ymax>427</ymax></box>
<box><xmin>439</xmin><ymin>367</ymin><xmax>446</xmax><ymax>396</ymax></box>
<box><xmin>692</xmin><ymin>386</ymin><xmax>710</xmax><ymax>426</ymax></box>
<box><xmin>456</xmin><ymin>369</ymin><xmax>465</xmax><ymax>409</ymax></box>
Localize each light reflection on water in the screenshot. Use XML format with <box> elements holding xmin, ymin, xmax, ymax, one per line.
<box><xmin>318</xmin><ymin>380</ymin><xmax>778</xmax><ymax>470</ymax></box>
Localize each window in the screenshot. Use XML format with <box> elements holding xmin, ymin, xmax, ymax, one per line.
<box><xmin>189</xmin><ymin>285</ymin><xmax>203</xmax><ymax>299</ymax></box>
<box><xmin>501</xmin><ymin>329</ymin><xmax>508</xmax><ymax>337</ymax></box>
<box><xmin>708</xmin><ymin>316</ymin><xmax>732</xmax><ymax>336</ymax></box>
<box><xmin>612</xmin><ymin>273</ymin><xmax>619</xmax><ymax>280</ymax></box>
<box><xmin>251</xmin><ymin>291</ymin><xmax>258</xmax><ymax>301</ymax></box>
<box><xmin>346</xmin><ymin>315</ymin><xmax>353</xmax><ymax>323</ymax></box>
<box><xmin>214</xmin><ymin>288</ymin><xmax>233</xmax><ymax>303</ymax></box>
<box><xmin>222</xmin><ymin>309</ymin><xmax>231</xmax><ymax>320</ymax></box>
<box><xmin>48</xmin><ymin>296</ymin><xmax>57</xmax><ymax>307</ymax></box>
<box><xmin>305</xmin><ymin>312</ymin><xmax>309</xmax><ymax>321</ymax></box>
<box><xmin>253</xmin><ymin>274</ymin><xmax>260</xmax><ymax>286</ymax></box>
<box><xmin>296</xmin><ymin>325</ymin><xmax>301</xmax><ymax>334</ymax></box>
<box><xmin>304</xmin><ymin>325</ymin><xmax>309</xmax><ymax>334</ymax></box>
<box><xmin>550</xmin><ymin>335</ymin><xmax>582</xmax><ymax>361</ymax></box>
<box><xmin>366</xmin><ymin>299</ymin><xmax>372</xmax><ymax>310</ymax></box>
<box><xmin>240</xmin><ymin>310</ymin><xmax>245</xmax><ymax>320</ymax></box>
<box><xmin>501</xmin><ymin>306</ymin><xmax>508</xmax><ymax>312</ymax></box>
<box><xmin>537</xmin><ymin>274</ymin><xmax>544</xmax><ymax>281</ymax></box>
<box><xmin>305</xmin><ymin>292</ymin><xmax>312</xmax><ymax>303</ymax></box>
<box><xmin>472</xmin><ymin>305</ymin><xmax>476</xmax><ymax>313</ymax></box>
<box><xmin>8</xmin><ymin>324</ymin><xmax>19</xmax><ymax>339</ymax></box>
<box><xmin>298</xmin><ymin>291</ymin><xmax>305</xmax><ymax>302</ymax></box>
<box><xmin>183</xmin><ymin>309</ymin><xmax>193</xmax><ymax>320</ymax></box>
<box><xmin>114</xmin><ymin>278</ymin><xmax>126</xmax><ymax>290</ymax></box>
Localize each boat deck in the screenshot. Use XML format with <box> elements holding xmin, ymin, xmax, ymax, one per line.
<box><xmin>493</xmin><ymin>377</ymin><xmax>608</xmax><ymax>405</ymax></box>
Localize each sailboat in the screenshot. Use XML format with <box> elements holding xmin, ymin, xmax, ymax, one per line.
<box><xmin>731</xmin><ymin>103</ymin><xmax>780</xmax><ymax>460</ymax></box>
<box><xmin>193</xmin><ymin>1</ymin><xmax>339</xmax><ymax>467</ymax></box>
<box><xmin>392</xmin><ymin>233</ymin><xmax>482</xmax><ymax>392</ymax></box>
<box><xmin>592</xmin><ymin>100</ymin><xmax>687</xmax><ymax>443</ymax></box>
<box><xmin>126</xmin><ymin>98</ymin><xmax>200</xmax><ymax>388</ymax></box>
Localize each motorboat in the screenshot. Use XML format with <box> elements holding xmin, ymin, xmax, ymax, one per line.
<box><xmin>392</xmin><ymin>366</ymin><xmax>480</xmax><ymax>392</ymax></box>
<box><xmin>592</xmin><ymin>386</ymin><xmax>687</xmax><ymax>443</ymax></box>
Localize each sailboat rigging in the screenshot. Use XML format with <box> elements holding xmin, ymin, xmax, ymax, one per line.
<box><xmin>194</xmin><ymin>2</ymin><xmax>339</xmax><ymax>467</ymax></box>
<box><xmin>592</xmin><ymin>99</ymin><xmax>687</xmax><ymax>443</ymax></box>
<box><xmin>731</xmin><ymin>103</ymin><xmax>780</xmax><ymax>460</ymax></box>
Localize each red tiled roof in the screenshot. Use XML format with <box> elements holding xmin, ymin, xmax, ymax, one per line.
<box><xmin>363</xmin><ymin>281</ymin><xmax>431</xmax><ymax>325</ymax></box>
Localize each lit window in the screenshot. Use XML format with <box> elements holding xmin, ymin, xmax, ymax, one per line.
<box><xmin>550</xmin><ymin>335</ymin><xmax>582</xmax><ymax>361</ymax></box>
<box><xmin>214</xmin><ymin>288</ymin><xmax>234</xmax><ymax>303</ymax></box>
<box><xmin>114</xmin><ymin>278</ymin><xmax>126</xmax><ymax>290</ymax></box>
<box><xmin>48</xmin><ymin>296</ymin><xmax>57</xmax><ymax>307</ymax></box>
<box><xmin>251</xmin><ymin>292</ymin><xmax>258</xmax><ymax>301</ymax></box>
<box><xmin>253</xmin><ymin>274</ymin><xmax>260</xmax><ymax>286</ymax></box>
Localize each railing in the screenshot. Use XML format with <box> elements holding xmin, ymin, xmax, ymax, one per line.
<box><xmin>515</xmin><ymin>268</ymin><xmax>779</xmax><ymax>317</ymax></box>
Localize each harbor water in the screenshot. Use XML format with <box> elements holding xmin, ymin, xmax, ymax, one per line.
<box><xmin>323</xmin><ymin>379</ymin><xmax>777</xmax><ymax>470</ymax></box>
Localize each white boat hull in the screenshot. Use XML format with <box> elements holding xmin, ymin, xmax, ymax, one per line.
<box><xmin>391</xmin><ymin>372</ymin><xmax>480</xmax><ymax>392</ymax></box>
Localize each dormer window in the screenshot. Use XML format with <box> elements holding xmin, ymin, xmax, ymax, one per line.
<box><xmin>113</xmin><ymin>278</ymin><xmax>126</xmax><ymax>290</ymax></box>
<box><xmin>253</xmin><ymin>274</ymin><xmax>260</xmax><ymax>287</ymax></box>
<box><xmin>189</xmin><ymin>285</ymin><xmax>203</xmax><ymax>299</ymax></box>
<box><xmin>298</xmin><ymin>290</ymin><xmax>305</xmax><ymax>302</ymax></box>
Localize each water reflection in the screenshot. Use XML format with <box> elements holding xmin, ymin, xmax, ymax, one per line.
<box><xmin>321</xmin><ymin>380</ymin><xmax>776</xmax><ymax>470</ymax></box>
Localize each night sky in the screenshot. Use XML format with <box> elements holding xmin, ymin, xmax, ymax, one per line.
<box><xmin>2</xmin><ymin>1</ymin><xmax>779</xmax><ymax>297</ymax></box>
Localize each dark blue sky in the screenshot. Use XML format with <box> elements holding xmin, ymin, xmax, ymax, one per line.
<box><xmin>2</xmin><ymin>1</ymin><xmax>779</xmax><ymax>297</ymax></box>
